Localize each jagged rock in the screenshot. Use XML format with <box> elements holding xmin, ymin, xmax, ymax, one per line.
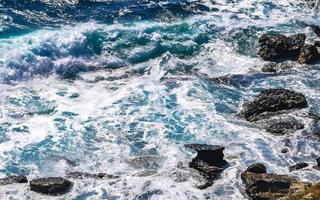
<box><xmin>67</xmin><ymin>172</ymin><xmax>119</xmax><ymax>179</ymax></box>
<box><xmin>242</xmin><ymin>163</ymin><xmax>293</xmax><ymax>200</ymax></box>
<box><xmin>185</xmin><ymin>144</ymin><xmax>227</xmax><ymax>189</ymax></box>
<box><xmin>0</xmin><ymin>175</ymin><xmax>27</xmax><ymax>185</ymax></box>
<box><xmin>263</xmin><ymin>117</ymin><xmax>304</xmax><ymax>135</ymax></box>
<box><xmin>240</xmin><ymin>89</ymin><xmax>308</xmax><ymax>122</ymax></box>
<box><xmin>30</xmin><ymin>177</ymin><xmax>72</xmax><ymax>195</ymax></box>
<box><xmin>258</xmin><ymin>33</ymin><xmax>306</xmax><ymax>61</ymax></box>
<box><xmin>261</xmin><ymin>62</ymin><xmax>293</xmax><ymax>73</ymax></box>
<box><xmin>298</xmin><ymin>44</ymin><xmax>320</xmax><ymax>64</ymax></box>
<box><xmin>289</xmin><ymin>162</ymin><xmax>309</xmax><ymax>172</ymax></box>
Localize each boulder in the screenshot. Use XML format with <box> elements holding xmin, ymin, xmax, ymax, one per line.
<box><xmin>289</xmin><ymin>162</ymin><xmax>309</xmax><ymax>172</ymax></box>
<box><xmin>185</xmin><ymin>144</ymin><xmax>227</xmax><ymax>189</ymax></box>
<box><xmin>263</xmin><ymin>117</ymin><xmax>304</xmax><ymax>135</ymax></box>
<box><xmin>0</xmin><ymin>175</ymin><xmax>27</xmax><ymax>185</ymax></box>
<box><xmin>241</xmin><ymin>89</ymin><xmax>308</xmax><ymax>122</ymax></box>
<box><xmin>242</xmin><ymin>163</ymin><xmax>293</xmax><ymax>200</ymax></box>
<box><xmin>298</xmin><ymin>44</ymin><xmax>320</xmax><ymax>64</ymax></box>
<box><xmin>30</xmin><ymin>177</ymin><xmax>72</xmax><ymax>195</ymax></box>
<box><xmin>258</xmin><ymin>33</ymin><xmax>306</xmax><ymax>61</ymax></box>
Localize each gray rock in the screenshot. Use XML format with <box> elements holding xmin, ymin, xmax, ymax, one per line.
<box><xmin>263</xmin><ymin>117</ymin><xmax>304</xmax><ymax>135</ymax></box>
<box><xmin>0</xmin><ymin>175</ymin><xmax>27</xmax><ymax>185</ymax></box>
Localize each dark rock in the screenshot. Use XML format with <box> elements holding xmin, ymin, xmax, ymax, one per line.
<box><xmin>242</xmin><ymin>164</ymin><xmax>293</xmax><ymax>200</ymax></box>
<box><xmin>263</xmin><ymin>117</ymin><xmax>304</xmax><ymax>135</ymax></box>
<box><xmin>311</xmin><ymin>123</ymin><xmax>320</xmax><ymax>137</ymax></box>
<box><xmin>298</xmin><ymin>44</ymin><xmax>320</xmax><ymax>64</ymax></box>
<box><xmin>311</xmin><ymin>25</ymin><xmax>320</xmax><ymax>37</ymax></box>
<box><xmin>289</xmin><ymin>162</ymin><xmax>309</xmax><ymax>172</ymax></box>
<box><xmin>185</xmin><ymin>144</ymin><xmax>227</xmax><ymax>189</ymax></box>
<box><xmin>261</xmin><ymin>62</ymin><xmax>293</xmax><ymax>73</ymax></box>
<box><xmin>185</xmin><ymin>144</ymin><xmax>227</xmax><ymax>167</ymax></box>
<box><xmin>67</xmin><ymin>172</ymin><xmax>119</xmax><ymax>179</ymax></box>
<box><xmin>243</xmin><ymin>163</ymin><xmax>267</xmax><ymax>175</ymax></box>
<box><xmin>0</xmin><ymin>175</ymin><xmax>28</xmax><ymax>185</ymax></box>
<box><xmin>258</xmin><ymin>33</ymin><xmax>306</xmax><ymax>61</ymax></box>
<box><xmin>241</xmin><ymin>89</ymin><xmax>308</xmax><ymax>122</ymax></box>
<box><xmin>281</xmin><ymin>148</ymin><xmax>289</xmax><ymax>153</ymax></box>
<box><xmin>314</xmin><ymin>157</ymin><xmax>320</xmax><ymax>170</ymax></box>
<box><xmin>315</xmin><ymin>41</ymin><xmax>320</xmax><ymax>47</ymax></box>
<box><xmin>30</xmin><ymin>177</ymin><xmax>72</xmax><ymax>195</ymax></box>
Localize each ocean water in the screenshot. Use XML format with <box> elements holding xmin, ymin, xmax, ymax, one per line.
<box><xmin>0</xmin><ymin>0</ymin><xmax>320</xmax><ymax>199</ymax></box>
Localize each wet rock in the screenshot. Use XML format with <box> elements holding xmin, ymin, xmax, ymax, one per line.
<box><xmin>314</xmin><ymin>157</ymin><xmax>320</xmax><ymax>170</ymax></box>
<box><xmin>281</xmin><ymin>148</ymin><xmax>289</xmax><ymax>154</ymax></box>
<box><xmin>211</xmin><ymin>73</ymin><xmax>272</xmax><ymax>87</ymax></box>
<box><xmin>241</xmin><ymin>89</ymin><xmax>308</xmax><ymax>122</ymax></box>
<box><xmin>263</xmin><ymin>117</ymin><xmax>304</xmax><ymax>135</ymax></box>
<box><xmin>0</xmin><ymin>175</ymin><xmax>28</xmax><ymax>185</ymax></box>
<box><xmin>310</xmin><ymin>25</ymin><xmax>320</xmax><ymax>37</ymax></box>
<box><xmin>315</xmin><ymin>41</ymin><xmax>320</xmax><ymax>47</ymax></box>
<box><xmin>258</xmin><ymin>33</ymin><xmax>306</xmax><ymax>61</ymax></box>
<box><xmin>67</xmin><ymin>172</ymin><xmax>119</xmax><ymax>179</ymax></box>
<box><xmin>185</xmin><ymin>144</ymin><xmax>227</xmax><ymax>189</ymax></box>
<box><xmin>185</xmin><ymin>144</ymin><xmax>227</xmax><ymax>167</ymax></box>
<box><xmin>298</xmin><ymin>44</ymin><xmax>320</xmax><ymax>64</ymax></box>
<box><xmin>289</xmin><ymin>162</ymin><xmax>309</xmax><ymax>172</ymax></box>
<box><xmin>30</xmin><ymin>177</ymin><xmax>72</xmax><ymax>195</ymax></box>
<box><xmin>261</xmin><ymin>62</ymin><xmax>293</xmax><ymax>73</ymax></box>
<box><xmin>241</xmin><ymin>163</ymin><xmax>293</xmax><ymax>200</ymax></box>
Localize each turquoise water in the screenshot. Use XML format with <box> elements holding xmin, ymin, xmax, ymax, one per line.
<box><xmin>0</xmin><ymin>0</ymin><xmax>320</xmax><ymax>199</ymax></box>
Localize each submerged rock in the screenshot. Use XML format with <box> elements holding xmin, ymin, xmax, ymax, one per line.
<box><xmin>261</xmin><ymin>62</ymin><xmax>294</xmax><ymax>73</ymax></box>
<box><xmin>289</xmin><ymin>162</ymin><xmax>309</xmax><ymax>172</ymax></box>
<box><xmin>0</xmin><ymin>175</ymin><xmax>28</xmax><ymax>185</ymax></box>
<box><xmin>67</xmin><ymin>172</ymin><xmax>119</xmax><ymax>179</ymax></box>
<box><xmin>30</xmin><ymin>177</ymin><xmax>72</xmax><ymax>195</ymax></box>
<box><xmin>240</xmin><ymin>89</ymin><xmax>308</xmax><ymax>122</ymax></box>
<box><xmin>298</xmin><ymin>44</ymin><xmax>320</xmax><ymax>64</ymax></box>
<box><xmin>258</xmin><ymin>33</ymin><xmax>306</xmax><ymax>61</ymax></box>
<box><xmin>263</xmin><ymin>117</ymin><xmax>304</xmax><ymax>135</ymax></box>
<box><xmin>185</xmin><ymin>144</ymin><xmax>227</xmax><ymax>189</ymax></box>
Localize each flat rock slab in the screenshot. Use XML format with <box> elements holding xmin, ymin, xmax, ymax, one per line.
<box><xmin>0</xmin><ymin>175</ymin><xmax>27</xmax><ymax>185</ymax></box>
<box><xmin>67</xmin><ymin>172</ymin><xmax>119</xmax><ymax>179</ymax></box>
<box><xmin>30</xmin><ymin>177</ymin><xmax>72</xmax><ymax>195</ymax></box>
<box><xmin>185</xmin><ymin>144</ymin><xmax>228</xmax><ymax>189</ymax></box>
<box><xmin>241</xmin><ymin>89</ymin><xmax>308</xmax><ymax>122</ymax></box>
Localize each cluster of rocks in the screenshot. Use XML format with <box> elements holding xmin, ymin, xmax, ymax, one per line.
<box><xmin>239</xmin><ymin>88</ymin><xmax>310</xmax><ymax>135</ymax></box>
<box><xmin>0</xmin><ymin>171</ymin><xmax>119</xmax><ymax>196</ymax></box>
<box><xmin>259</xmin><ymin>33</ymin><xmax>320</xmax><ymax>65</ymax></box>
<box><xmin>240</xmin><ymin>163</ymin><xmax>318</xmax><ymax>200</ymax></box>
